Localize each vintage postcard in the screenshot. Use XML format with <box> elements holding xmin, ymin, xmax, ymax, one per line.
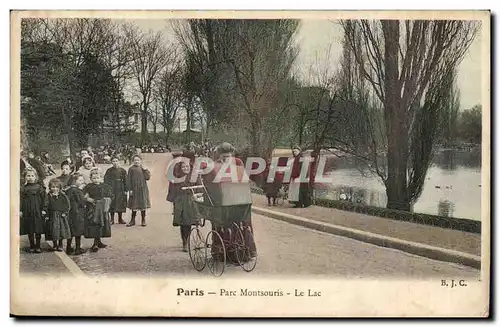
<box><xmin>10</xmin><ymin>10</ymin><xmax>490</xmax><ymax>317</ymax></box>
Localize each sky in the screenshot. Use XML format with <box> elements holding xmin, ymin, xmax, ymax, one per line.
<box><xmin>129</xmin><ymin>18</ymin><xmax>482</xmax><ymax>111</ymax></box>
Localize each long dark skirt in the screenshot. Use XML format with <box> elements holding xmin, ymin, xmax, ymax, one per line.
<box><xmin>20</xmin><ymin>214</ymin><xmax>44</xmax><ymax>236</ymax></box>
<box><xmin>299</xmin><ymin>185</ymin><xmax>313</xmax><ymax>207</ymax></box>
<box><xmin>45</xmin><ymin>212</ymin><xmax>71</xmax><ymax>241</ymax></box>
<box><xmin>172</xmin><ymin>194</ymin><xmax>199</xmax><ymax>227</ymax></box>
<box><xmin>69</xmin><ymin>209</ymin><xmax>86</xmax><ymax>237</ymax></box>
<box><xmin>84</xmin><ymin>199</ymin><xmax>112</xmax><ymax>239</ymax></box>
<box><xmin>110</xmin><ymin>191</ymin><xmax>127</xmax><ymax>213</ymax></box>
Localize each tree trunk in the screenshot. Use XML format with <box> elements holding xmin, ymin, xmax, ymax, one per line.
<box><xmin>141</xmin><ymin>108</ymin><xmax>149</xmax><ymax>144</ymax></box>
<box><xmin>249</xmin><ymin>116</ymin><xmax>262</xmax><ymax>157</ymax></box>
<box><xmin>62</xmin><ymin>105</ymin><xmax>76</xmax><ymax>157</ymax></box>
<box><xmin>165</xmin><ymin>130</ymin><xmax>171</xmax><ymax>146</ymax></box>
<box><xmin>206</xmin><ymin>116</ymin><xmax>212</xmax><ymax>140</ymax></box>
<box><xmin>382</xmin><ymin>21</ymin><xmax>411</xmax><ymax>211</ymax></box>
<box><xmin>298</xmin><ymin>114</ymin><xmax>304</xmax><ymax>146</ymax></box>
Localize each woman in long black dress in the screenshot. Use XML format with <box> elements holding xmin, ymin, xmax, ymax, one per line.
<box><xmin>104</xmin><ymin>157</ymin><xmax>128</xmax><ymax>224</ymax></box>
<box><xmin>290</xmin><ymin>146</ymin><xmax>313</xmax><ymax>208</ymax></box>
<box><xmin>20</xmin><ymin>168</ymin><xmax>46</xmax><ymax>253</ymax></box>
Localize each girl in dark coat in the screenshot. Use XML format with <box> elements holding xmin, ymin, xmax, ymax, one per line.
<box><xmin>126</xmin><ymin>155</ymin><xmax>151</xmax><ymax>227</ymax></box>
<box><xmin>104</xmin><ymin>157</ymin><xmax>128</xmax><ymax>224</ymax></box>
<box><xmin>20</xmin><ymin>168</ymin><xmax>46</xmax><ymax>253</ymax></box>
<box><xmin>65</xmin><ymin>174</ymin><xmax>87</xmax><ymax>255</ymax></box>
<box><xmin>46</xmin><ymin>178</ymin><xmax>71</xmax><ymax>252</ymax></box>
<box><xmin>83</xmin><ymin>170</ymin><xmax>113</xmax><ymax>252</ymax></box>
<box><xmin>167</xmin><ymin>160</ymin><xmax>199</xmax><ymax>252</ymax></box>
<box><xmin>262</xmin><ymin>159</ymin><xmax>283</xmax><ymax>206</ymax></box>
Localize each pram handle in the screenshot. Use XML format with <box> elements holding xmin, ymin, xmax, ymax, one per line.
<box><xmin>181</xmin><ymin>185</ymin><xmax>205</xmax><ymax>190</ymax></box>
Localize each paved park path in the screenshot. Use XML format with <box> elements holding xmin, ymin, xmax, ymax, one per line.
<box><xmin>19</xmin><ymin>153</ymin><xmax>479</xmax><ymax>278</ymax></box>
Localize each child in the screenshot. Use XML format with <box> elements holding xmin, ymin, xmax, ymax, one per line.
<box><xmin>20</xmin><ymin>168</ymin><xmax>46</xmax><ymax>253</ymax></box>
<box><xmin>126</xmin><ymin>155</ymin><xmax>151</xmax><ymax>227</ymax></box>
<box><xmin>65</xmin><ymin>174</ymin><xmax>87</xmax><ymax>255</ymax></box>
<box><xmin>78</xmin><ymin>156</ymin><xmax>95</xmax><ymax>185</ymax></box>
<box><xmin>83</xmin><ymin>170</ymin><xmax>113</xmax><ymax>252</ymax></box>
<box><xmin>104</xmin><ymin>157</ymin><xmax>128</xmax><ymax>225</ymax></box>
<box><xmin>262</xmin><ymin>160</ymin><xmax>282</xmax><ymax>206</ymax></box>
<box><xmin>57</xmin><ymin>161</ymin><xmax>72</xmax><ymax>190</ymax></box>
<box><xmin>63</xmin><ymin>157</ymin><xmax>76</xmax><ymax>174</ymax></box>
<box><xmin>166</xmin><ymin>160</ymin><xmax>198</xmax><ymax>252</ymax></box>
<box><xmin>46</xmin><ymin>178</ymin><xmax>71</xmax><ymax>252</ymax></box>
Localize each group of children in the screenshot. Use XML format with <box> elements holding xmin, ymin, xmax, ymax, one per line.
<box><xmin>19</xmin><ymin>154</ymin><xmax>151</xmax><ymax>255</ymax></box>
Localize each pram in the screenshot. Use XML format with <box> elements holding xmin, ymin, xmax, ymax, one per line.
<box><xmin>182</xmin><ymin>171</ymin><xmax>257</xmax><ymax>277</ymax></box>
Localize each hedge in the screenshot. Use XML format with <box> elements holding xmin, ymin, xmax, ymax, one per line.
<box><xmin>250</xmin><ymin>187</ymin><xmax>481</xmax><ymax>234</ymax></box>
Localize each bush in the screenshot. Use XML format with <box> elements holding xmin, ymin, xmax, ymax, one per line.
<box><xmin>250</xmin><ymin>187</ymin><xmax>481</xmax><ymax>234</ymax></box>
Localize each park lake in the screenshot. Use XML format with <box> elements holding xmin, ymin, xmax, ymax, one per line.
<box><xmin>310</xmin><ymin>149</ymin><xmax>482</xmax><ymax>221</ymax></box>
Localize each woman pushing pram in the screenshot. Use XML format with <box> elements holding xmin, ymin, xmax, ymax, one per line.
<box><xmin>170</xmin><ymin>142</ymin><xmax>257</xmax><ymax>276</ymax></box>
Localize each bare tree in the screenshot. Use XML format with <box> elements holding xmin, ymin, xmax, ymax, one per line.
<box><xmin>341</xmin><ymin>19</ymin><xmax>479</xmax><ymax>211</ymax></box>
<box><xmin>174</xmin><ymin>19</ymin><xmax>299</xmax><ymax>155</ymax></box>
<box><xmin>309</xmin><ymin>32</ymin><xmax>387</xmax><ymax>182</ymax></box>
<box><xmin>220</xmin><ymin>20</ymin><xmax>299</xmax><ymax>157</ymax></box>
<box><xmin>127</xmin><ymin>26</ymin><xmax>171</xmax><ymax>144</ymax></box>
<box><xmin>440</xmin><ymin>69</ymin><xmax>460</xmax><ymax>146</ymax></box>
<box><xmin>153</xmin><ymin>52</ymin><xmax>184</xmax><ymax>145</ymax></box>
<box><xmin>99</xmin><ymin>23</ymin><xmax>138</xmax><ymax>145</ymax></box>
<box><xmin>173</xmin><ymin>19</ymin><xmax>234</xmax><ymax>138</ymax></box>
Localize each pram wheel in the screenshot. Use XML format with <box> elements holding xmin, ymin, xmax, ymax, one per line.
<box><xmin>234</xmin><ymin>224</ymin><xmax>257</xmax><ymax>272</ymax></box>
<box><xmin>188</xmin><ymin>226</ymin><xmax>206</xmax><ymax>272</ymax></box>
<box><xmin>205</xmin><ymin>230</ymin><xmax>226</xmax><ymax>277</ymax></box>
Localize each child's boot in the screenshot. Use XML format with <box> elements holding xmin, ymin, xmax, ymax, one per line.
<box><xmin>74</xmin><ymin>236</ymin><xmax>85</xmax><ymax>255</ymax></box>
<box><xmin>97</xmin><ymin>238</ymin><xmax>108</xmax><ymax>249</ymax></box>
<box><xmin>27</xmin><ymin>234</ymin><xmax>35</xmax><ymax>253</ymax></box>
<box><xmin>35</xmin><ymin>234</ymin><xmax>42</xmax><ymax>253</ymax></box>
<box><xmin>66</xmin><ymin>238</ymin><xmax>74</xmax><ymax>255</ymax></box>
